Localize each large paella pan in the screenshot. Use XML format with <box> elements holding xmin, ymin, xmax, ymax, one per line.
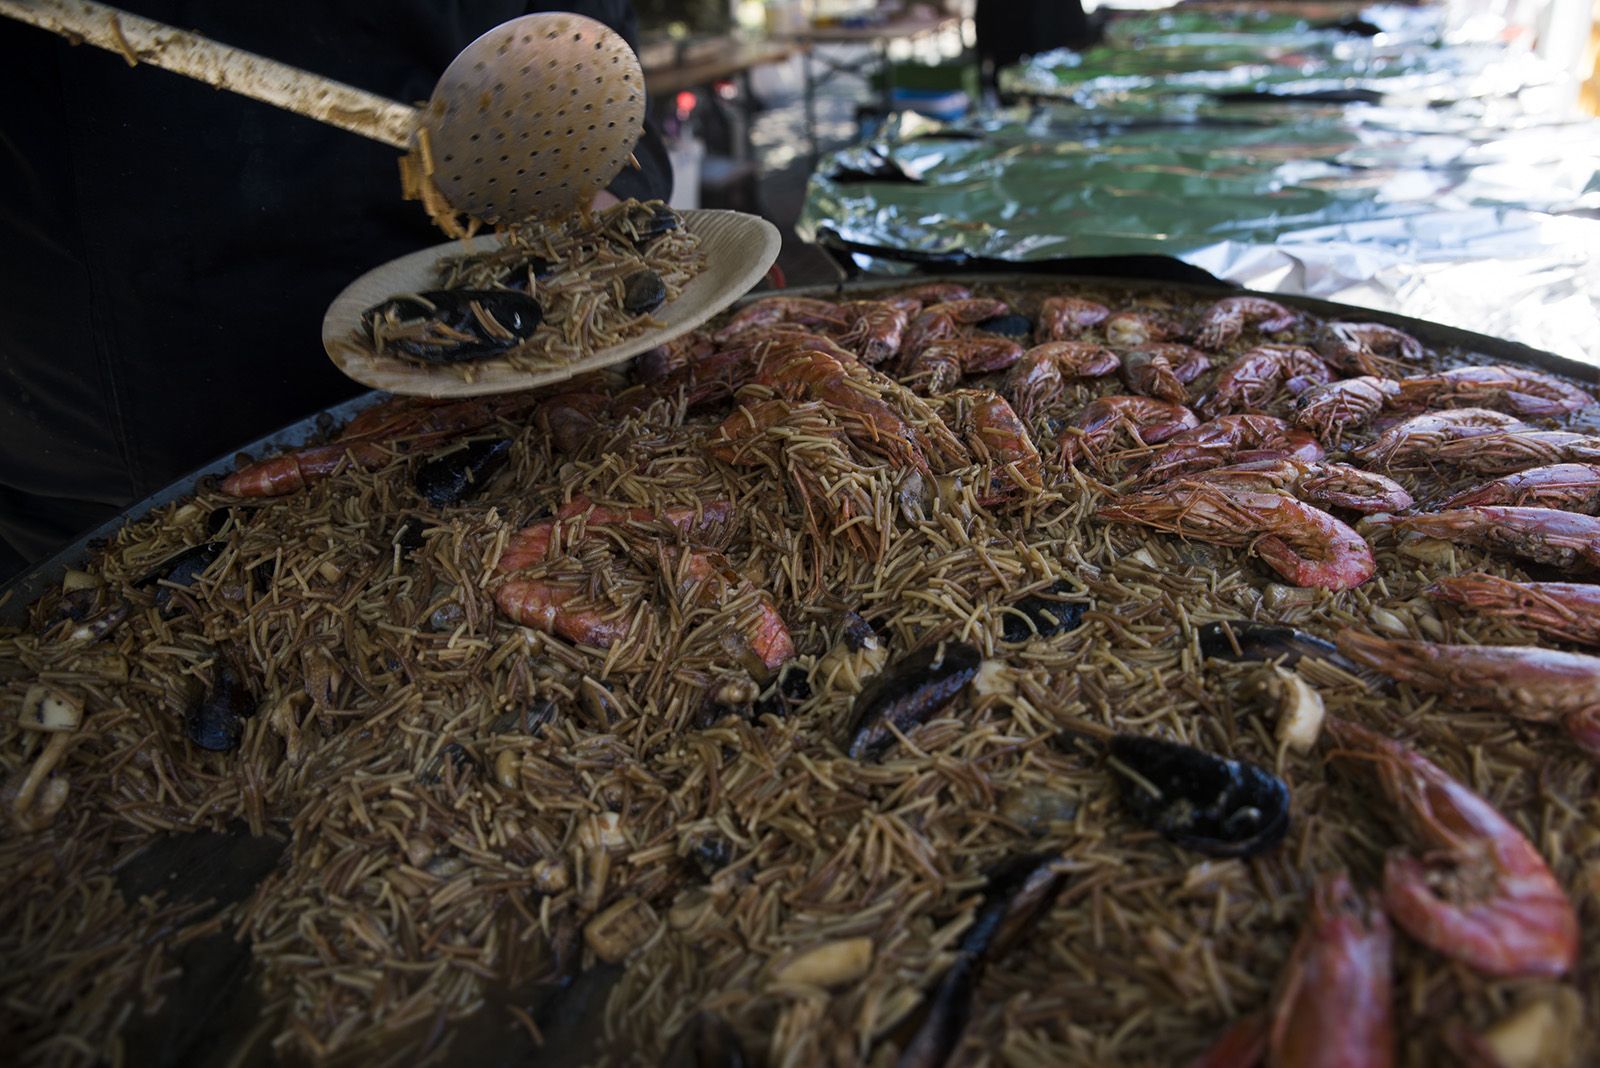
<box><xmin>3</xmin><ymin>276</ymin><xmax>1598</xmax><ymax>1068</ymax></box>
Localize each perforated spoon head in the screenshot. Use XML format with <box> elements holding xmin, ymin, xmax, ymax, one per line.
<box><xmin>422</xmin><ymin>12</ymin><xmax>646</xmax><ymax>223</ymax></box>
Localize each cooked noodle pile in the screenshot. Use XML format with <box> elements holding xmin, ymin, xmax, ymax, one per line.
<box><xmin>2</xmin><ymin>281</ymin><xmax>1597</xmax><ymax>1067</ymax></box>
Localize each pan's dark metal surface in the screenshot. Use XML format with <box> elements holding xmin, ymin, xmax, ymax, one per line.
<box><xmin>2</xmin><ymin>273</ymin><xmax>1595</xmax><ymax>1064</ymax></box>
<box><xmin>0</xmin><ymin>392</ymin><xmax>381</xmax><ymax>628</ymax></box>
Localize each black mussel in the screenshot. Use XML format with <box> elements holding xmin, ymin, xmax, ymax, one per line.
<box><xmin>1197</xmin><ymin>620</ymin><xmax>1359</xmax><ymax>674</ymax></box>
<box><xmin>491</xmin><ymin>699</ymin><xmax>557</xmax><ymax>735</ymax></box>
<box><xmin>138</xmin><ymin>541</ymin><xmax>225</xmax><ymax>615</ymax></box>
<box><xmin>363</xmin><ymin>289</ymin><xmax>543</xmax><ymax>365</ymax></box>
<box><xmin>976</xmin><ymin>313</ymin><xmax>1032</xmax><ymax>340</ymax></box>
<box><xmin>71</xmin><ymin>599</ymin><xmax>131</xmax><ymax>641</ymax></box>
<box><xmin>689</xmin><ymin>832</ymin><xmax>735</xmax><ymax>877</ymax></box>
<box><xmin>755</xmin><ymin>662</ymin><xmax>813</xmax><ymax>719</ymax></box>
<box><xmin>625</xmin><ymin>203</ymin><xmax>680</xmax><ymax>247</ymax></box>
<box><xmin>847</xmin><ymin>641</ymin><xmax>981</xmax><ymax>760</ymax></box>
<box><xmin>497</xmin><ymin>255</ymin><xmax>555</xmax><ymax>291</ymax></box>
<box><xmin>392</xmin><ymin>517</ymin><xmax>428</xmax><ymax>558</ymax></box>
<box><xmin>1107</xmin><ymin>735</ymin><xmax>1289</xmax><ymax>858</ymax></box>
<box><xmin>892</xmin><ymin>854</ymin><xmax>1066</xmax><ymax>1068</ymax></box>
<box><xmin>967</xmin><ymin>853</ymin><xmax>1069</xmax><ymax>959</ymax></box>
<box><xmin>44</xmin><ymin>586</ymin><xmax>101</xmax><ymax>630</ymax></box>
<box><xmin>894</xmin><ymin>953</ymin><xmax>980</xmax><ymax>1068</ymax></box>
<box><xmin>185</xmin><ymin>662</ymin><xmax>256</xmax><ymax>753</ymax></box>
<box><xmin>622</xmin><ymin>270</ymin><xmax>667</xmax><ymax>315</ymax></box>
<box><xmin>1000</xmin><ymin>581</ymin><xmax>1087</xmax><ymax>643</ymax></box>
<box><xmin>420</xmin><ymin>742</ymin><xmax>477</xmax><ymax>785</ymax></box>
<box><xmin>663</xmin><ymin>1012</ymin><xmax>749</xmax><ymax>1068</ymax></box>
<box><xmin>414</xmin><ymin>437</ymin><xmax>514</xmax><ymax>507</ymax></box>
<box><xmin>249</xmin><ymin>557</ymin><xmax>277</xmax><ymax>595</ymax></box>
<box><xmin>841</xmin><ymin>611</ymin><xmax>881</xmax><ymax>652</ymax></box>
<box><xmin>205</xmin><ymin>507</ymin><xmax>236</xmax><ymax>538</ymax></box>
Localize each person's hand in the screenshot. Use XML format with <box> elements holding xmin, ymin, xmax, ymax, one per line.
<box><xmin>592</xmin><ymin>189</ymin><xmax>621</xmax><ymax>210</ymax></box>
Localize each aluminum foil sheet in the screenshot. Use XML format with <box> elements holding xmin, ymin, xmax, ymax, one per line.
<box><xmin>798</xmin><ymin>3</ymin><xmax>1600</xmax><ymax>366</ymax></box>
<box><xmin>999</xmin><ymin>4</ymin><xmax>1565</xmax><ymax>108</ymax></box>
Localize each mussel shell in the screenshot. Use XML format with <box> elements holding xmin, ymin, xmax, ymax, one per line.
<box><xmin>663</xmin><ymin>1012</ymin><xmax>749</xmax><ymax>1068</ymax></box>
<box><xmin>626</xmin><ymin>203</ymin><xmax>680</xmax><ymax>247</ymax></box>
<box><xmin>205</xmin><ymin>507</ymin><xmax>241</xmax><ymax>538</ymax></box>
<box><xmin>841</xmin><ymin>611</ymin><xmax>881</xmax><ymax>652</ymax></box>
<box><xmin>250</xmin><ymin>558</ymin><xmax>277</xmax><ymax>595</ymax></box>
<box><xmin>414</xmin><ymin>438</ymin><xmax>514</xmax><ymax>507</ymax></box>
<box><xmin>1000</xmin><ymin>581</ymin><xmax>1087</xmax><ymax>643</ymax></box>
<box><xmin>392</xmin><ymin>517</ymin><xmax>429</xmax><ymax>557</ymax></box>
<box><xmin>185</xmin><ymin>662</ymin><xmax>256</xmax><ymax>753</ymax></box>
<box><xmin>622</xmin><ymin>270</ymin><xmax>668</xmax><ymax>315</ymax></box>
<box><xmin>138</xmin><ymin>542</ymin><xmax>226</xmax><ymax>615</ymax></box>
<box><xmin>496</xmin><ymin>255</ymin><xmax>555</xmax><ymax>290</ymax></box>
<box><xmin>754</xmin><ymin>662</ymin><xmax>813</xmax><ymax>719</ymax></box>
<box><xmin>847</xmin><ymin>641</ymin><xmax>981</xmax><ymax>760</ymax></box>
<box><xmin>1108</xmin><ymin>734</ymin><xmax>1289</xmax><ymax>858</ymax></box>
<box><xmin>420</xmin><ymin>742</ymin><xmax>477</xmax><ymax>785</ymax></box>
<box><xmin>363</xmin><ymin>289</ymin><xmax>543</xmax><ymax>364</ymax></box>
<box><xmin>892</xmin><ymin>853</ymin><xmax>1065</xmax><ymax>1068</ymax></box>
<box><xmin>1197</xmin><ymin>621</ymin><xmax>1358</xmax><ymax>674</ymax></box>
<box><xmin>490</xmin><ymin>699</ymin><xmax>557</xmax><ymax>735</ymax></box>
<box><xmin>967</xmin><ymin>853</ymin><xmax>1068</xmax><ymax>959</ymax></box>
<box><xmin>690</xmin><ymin>833</ymin><xmax>735</xmax><ymax>877</ymax></box>
<box><xmin>976</xmin><ymin>313</ymin><xmax>1033</xmax><ymax>340</ymax></box>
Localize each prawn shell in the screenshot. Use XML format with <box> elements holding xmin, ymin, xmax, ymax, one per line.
<box><xmin>847</xmin><ymin>641</ymin><xmax>981</xmax><ymax>760</ymax></box>
<box><xmin>1109</xmin><ymin>735</ymin><xmax>1289</xmax><ymax>858</ymax></box>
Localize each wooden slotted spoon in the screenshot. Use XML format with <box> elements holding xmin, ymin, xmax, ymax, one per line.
<box><xmin>0</xmin><ymin>0</ymin><xmax>646</xmax><ymax>221</ymax></box>
<box><xmin>5</xmin><ymin>0</ymin><xmax>783</xmax><ymax>397</ymax></box>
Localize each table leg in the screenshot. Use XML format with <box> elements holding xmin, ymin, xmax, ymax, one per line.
<box><xmin>801</xmin><ymin>47</ymin><xmax>819</xmax><ymax>162</ymax></box>
<box><xmin>878</xmin><ymin>39</ymin><xmax>893</xmax><ymax>118</ymax></box>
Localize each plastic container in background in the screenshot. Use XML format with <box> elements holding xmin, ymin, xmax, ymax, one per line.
<box><xmin>890</xmin><ymin>87</ymin><xmax>971</xmax><ymax>120</ymax></box>
<box><xmin>667</xmin><ymin>134</ymin><xmax>705</xmax><ymax>210</ymax></box>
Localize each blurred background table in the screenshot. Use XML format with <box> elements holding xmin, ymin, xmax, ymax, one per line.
<box><xmin>788</xmin><ymin>8</ymin><xmax>962</xmax><ymax>156</ymax></box>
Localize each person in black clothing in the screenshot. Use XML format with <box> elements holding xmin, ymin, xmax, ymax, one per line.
<box><xmin>0</xmin><ymin>1</ymin><xmax>671</xmax><ymax>582</ymax></box>
<box><xmin>973</xmin><ymin>0</ymin><xmax>1095</xmax><ymax>92</ymax></box>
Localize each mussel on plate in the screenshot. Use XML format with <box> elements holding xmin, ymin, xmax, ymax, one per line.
<box><xmin>363</xmin><ymin>289</ymin><xmax>543</xmax><ymax>364</ymax></box>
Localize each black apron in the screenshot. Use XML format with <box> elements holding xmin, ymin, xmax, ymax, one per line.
<box><xmin>0</xmin><ymin>0</ymin><xmax>670</xmax><ymax>580</ymax></box>
<box><xmin>973</xmin><ymin>0</ymin><xmax>1092</xmax><ymax>87</ymax></box>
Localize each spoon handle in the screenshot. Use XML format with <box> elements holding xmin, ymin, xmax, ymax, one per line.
<box><xmin>1</xmin><ymin>0</ymin><xmax>417</xmax><ymax>148</ymax></box>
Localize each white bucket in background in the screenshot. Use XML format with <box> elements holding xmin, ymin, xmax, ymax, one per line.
<box><xmin>667</xmin><ymin>135</ymin><xmax>705</xmax><ymax>211</ymax></box>
<box><xmin>749</xmin><ymin>53</ymin><xmax>805</xmax><ymax>107</ymax></box>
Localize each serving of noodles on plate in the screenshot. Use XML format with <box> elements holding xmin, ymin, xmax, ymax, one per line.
<box><xmin>351</xmin><ymin>198</ymin><xmax>704</xmax><ymax>383</ymax></box>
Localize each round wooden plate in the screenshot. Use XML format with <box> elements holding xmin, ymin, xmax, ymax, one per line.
<box><xmin>322</xmin><ymin>209</ymin><xmax>781</xmax><ymax>398</ymax></box>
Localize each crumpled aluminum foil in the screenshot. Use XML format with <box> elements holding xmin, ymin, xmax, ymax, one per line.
<box><xmin>798</xmin><ymin>11</ymin><xmax>1600</xmax><ymax>364</ymax></box>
